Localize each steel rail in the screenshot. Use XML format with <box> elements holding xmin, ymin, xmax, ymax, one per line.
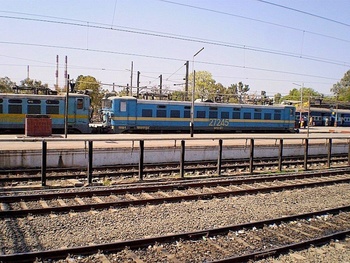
<box><xmin>1</xmin><ymin>206</ymin><xmax>350</xmax><ymax>263</ymax></box>
<box><xmin>0</xmin><ymin>153</ymin><xmax>344</xmax><ymax>175</ymax></box>
<box><xmin>2</xmin><ymin>170</ymin><xmax>350</xmax><ymax>217</ymax></box>
<box><xmin>1</xmin><ymin>167</ymin><xmax>349</xmax><ymax>202</ymax></box>
<box><xmin>0</xmin><ymin>154</ymin><xmax>347</xmax><ymax>183</ymax></box>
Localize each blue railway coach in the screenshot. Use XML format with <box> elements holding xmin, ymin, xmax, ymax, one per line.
<box><xmin>298</xmin><ymin>107</ymin><xmax>350</xmax><ymax>127</ymax></box>
<box><xmin>103</xmin><ymin>96</ymin><xmax>296</xmax><ymax>133</ymax></box>
<box><xmin>0</xmin><ymin>93</ymin><xmax>91</xmax><ymax>133</ymax></box>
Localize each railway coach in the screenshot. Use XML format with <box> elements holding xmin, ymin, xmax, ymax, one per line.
<box><xmin>101</xmin><ymin>96</ymin><xmax>297</xmax><ymax>133</ymax></box>
<box><xmin>0</xmin><ymin>93</ymin><xmax>91</xmax><ymax>133</ymax></box>
<box><xmin>298</xmin><ymin>107</ymin><xmax>350</xmax><ymax>127</ymax></box>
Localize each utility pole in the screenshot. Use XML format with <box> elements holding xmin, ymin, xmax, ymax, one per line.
<box><xmin>55</xmin><ymin>55</ymin><xmax>59</xmax><ymax>91</ymax></box>
<box><xmin>185</xmin><ymin>61</ymin><xmax>189</xmax><ymax>101</ymax></box>
<box><xmin>191</xmin><ymin>47</ymin><xmax>204</xmax><ymax>137</ymax></box>
<box><xmin>159</xmin><ymin>74</ymin><xmax>162</xmax><ymax>100</ymax></box>
<box><xmin>65</xmin><ymin>73</ymin><xmax>69</xmax><ymax>138</ymax></box>
<box><xmin>130</xmin><ymin>61</ymin><xmax>133</xmax><ymax>96</ymax></box>
<box><xmin>137</xmin><ymin>71</ymin><xmax>140</xmax><ymax>98</ymax></box>
<box><xmin>64</xmin><ymin>56</ymin><xmax>68</xmax><ymax>92</ymax></box>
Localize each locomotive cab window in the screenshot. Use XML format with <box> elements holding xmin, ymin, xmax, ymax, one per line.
<box><xmin>120</xmin><ymin>101</ymin><xmax>127</xmax><ymax>112</ymax></box>
<box><xmin>77</xmin><ymin>99</ymin><xmax>84</xmax><ymax>109</ymax></box>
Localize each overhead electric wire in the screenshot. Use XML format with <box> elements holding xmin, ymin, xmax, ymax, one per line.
<box><xmin>158</xmin><ymin>0</ymin><xmax>350</xmax><ymax>44</ymax></box>
<box><xmin>0</xmin><ymin>3</ymin><xmax>347</xmax><ymax>91</ymax></box>
<box><xmin>0</xmin><ymin>40</ymin><xmax>339</xmax><ymax>83</ymax></box>
<box><xmin>256</xmin><ymin>0</ymin><xmax>350</xmax><ymax>28</ymax></box>
<box><xmin>0</xmin><ymin>14</ymin><xmax>349</xmax><ymax>68</ymax></box>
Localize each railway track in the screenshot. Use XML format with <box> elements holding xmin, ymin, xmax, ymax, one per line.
<box><xmin>1</xmin><ymin>206</ymin><xmax>349</xmax><ymax>262</ymax></box>
<box><xmin>0</xmin><ymin>154</ymin><xmax>348</xmax><ymax>185</ymax></box>
<box><xmin>1</xmin><ymin>167</ymin><xmax>350</xmax><ymax>217</ymax></box>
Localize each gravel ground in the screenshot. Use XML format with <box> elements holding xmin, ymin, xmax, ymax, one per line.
<box><xmin>257</xmin><ymin>238</ymin><xmax>350</xmax><ymax>263</ymax></box>
<box><xmin>1</xmin><ymin>183</ymin><xmax>350</xmax><ymax>261</ymax></box>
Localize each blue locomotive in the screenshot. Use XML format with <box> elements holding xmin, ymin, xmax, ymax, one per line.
<box><xmin>0</xmin><ymin>93</ymin><xmax>91</xmax><ymax>133</ymax></box>
<box><xmin>101</xmin><ymin>96</ymin><xmax>297</xmax><ymax>133</ymax></box>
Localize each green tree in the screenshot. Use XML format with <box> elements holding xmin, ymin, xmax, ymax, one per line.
<box><xmin>0</xmin><ymin>77</ymin><xmax>15</xmax><ymax>93</ymax></box>
<box><xmin>189</xmin><ymin>71</ymin><xmax>216</xmax><ymax>101</ymax></box>
<box><xmin>75</xmin><ymin>75</ymin><xmax>104</xmax><ymax>112</ymax></box>
<box><xmin>331</xmin><ymin>70</ymin><xmax>350</xmax><ymax>101</ymax></box>
<box><xmin>170</xmin><ymin>90</ymin><xmax>187</xmax><ymax>101</ymax></box>
<box><xmin>274</xmin><ymin>93</ymin><xmax>282</xmax><ymax>104</ymax></box>
<box><xmin>20</xmin><ymin>78</ymin><xmax>48</xmax><ymax>89</ymax></box>
<box><xmin>227</xmin><ymin>82</ymin><xmax>249</xmax><ymax>103</ymax></box>
<box><xmin>226</xmin><ymin>84</ymin><xmax>239</xmax><ymax>103</ymax></box>
<box><xmin>281</xmin><ymin>87</ymin><xmax>322</xmax><ymax>109</ymax></box>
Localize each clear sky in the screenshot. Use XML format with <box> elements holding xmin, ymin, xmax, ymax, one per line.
<box><xmin>1</xmin><ymin>0</ymin><xmax>349</xmax><ymax>97</ymax></box>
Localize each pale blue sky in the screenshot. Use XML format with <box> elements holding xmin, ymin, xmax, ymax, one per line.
<box><xmin>1</xmin><ymin>0</ymin><xmax>349</xmax><ymax>97</ymax></box>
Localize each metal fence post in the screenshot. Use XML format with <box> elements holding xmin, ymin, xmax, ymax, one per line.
<box><xmin>139</xmin><ymin>140</ymin><xmax>144</xmax><ymax>181</ymax></box>
<box><xmin>249</xmin><ymin>139</ymin><xmax>254</xmax><ymax>174</ymax></box>
<box><xmin>327</xmin><ymin>138</ymin><xmax>332</xmax><ymax>168</ymax></box>
<box><xmin>304</xmin><ymin>139</ymin><xmax>309</xmax><ymax>171</ymax></box>
<box><xmin>87</xmin><ymin>140</ymin><xmax>93</xmax><ymax>184</ymax></box>
<box><xmin>41</xmin><ymin>141</ymin><xmax>47</xmax><ymax>186</ymax></box>
<box><xmin>180</xmin><ymin>140</ymin><xmax>185</xmax><ymax>178</ymax></box>
<box><xmin>278</xmin><ymin>139</ymin><xmax>283</xmax><ymax>172</ymax></box>
<box><xmin>217</xmin><ymin>139</ymin><xmax>223</xmax><ymax>176</ymax></box>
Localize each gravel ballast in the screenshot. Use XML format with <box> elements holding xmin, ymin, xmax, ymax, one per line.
<box><xmin>1</xmin><ymin>183</ymin><xmax>350</xmax><ymax>260</ymax></box>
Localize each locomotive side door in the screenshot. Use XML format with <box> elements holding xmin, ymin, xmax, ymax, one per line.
<box><xmin>119</xmin><ymin>98</ymin><xmax>136</xmax><ymax>127</ymax></box>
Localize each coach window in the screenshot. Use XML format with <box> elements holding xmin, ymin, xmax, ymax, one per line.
<box><xmin>0</xmin><ymin>98</ymin><xmax>2</xmax><ymax>113</ymax></box>
<box><xmin>243</xmin><ymin>112</ymin><xmax>251</xmax><ymax>119</ymax></box>
<box><xmin>157</xmin><ymin>110</ymin><xmax>166</xmax><ymax>117</ymax></box>
<box><xmin>8</xmin><ymin>99</ymin><xmax>22</xmax><ymax>114</ymax></box>
<box><xmin>232</xmin><ymin>108</ymin><xmax>241</xmax><ymax>119</ymax></box>
<box><xmin>254</xmin><ymin>109</ymin><xmax>261</xmax><ymax>119</ymax></box>
<box><xmin>46</xmin><ymin>100</ymin><xmax>60</xmax><ymax>114</ymax></box>
<box><xmin>274</xmin><ymin>110</ymin><xmax>281</xmax><ymax>120</ymax></box>
<box><xmin>170</xmin><ymin>110</ymin><xmax>180</xmax><ymax>118</ymax></box>
<box><xmin>209</xmin><ymin>109</ymin><xmax>218</xmax><ymax>118</ymax></box>
<box><xmin>142</xmin><ymin>109</ymin><xmax>152</xmax><ymax>117</ymax></box>
<box><xmin>221</xmin><ymin>112</ymin><xmax>229</xmax><ymax>119</ymax></box>
<box><xmin>77</xmin><ymin>99</ymin><xmax>84</xmax><ymax>110</ymax></box>
<box><xmin>184</xmin><ymin>106</ymin><xmax>191</xmax><ymax>118</ymax></box>
<box><xmin>197</xmin><ymin>111</ymin><xmax>206</xmax><ymax>118</ymax></box>
<box><xmin>27</xmin><ymin>99</ymin><xmax>41</xmax><ymax>114</ymax></box>
<box><xmin>264</xmin><ymin>113</ymin><xmax>272</xmax><ymax>120</ymax></box>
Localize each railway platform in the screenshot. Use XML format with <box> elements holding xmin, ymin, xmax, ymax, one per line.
<box><xmin>0</xmin><ymin>127</ymin><xmax>350</xmax><ymax>170</ymax></box>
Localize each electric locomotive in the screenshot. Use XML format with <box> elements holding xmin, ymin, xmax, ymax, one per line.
<box><xmin>101</xmin><ymin>96</ymin><xmax>297</xmax><ymax>133</ymax></box>
<box><xmin>0</xmin><ymin>93</ymin><xmax>91</xmax><ymax>133</ymax></box>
